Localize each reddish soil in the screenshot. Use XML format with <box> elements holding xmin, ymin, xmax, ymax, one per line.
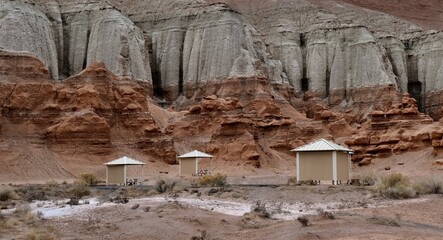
<box><xmin>337</xmin><ymin>0</ymin><xmax>443</xmax><ymax>30</ymax></box>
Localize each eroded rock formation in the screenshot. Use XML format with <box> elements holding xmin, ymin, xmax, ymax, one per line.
<box><xmin>0</xmin><ymin>0</ymin><xmax>442</xmax><ymax>180</ymax></box>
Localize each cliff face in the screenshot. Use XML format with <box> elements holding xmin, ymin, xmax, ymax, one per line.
<box><xmin>0</xmin><ymin>1</ymin><xmax>59</xmax><ymax>79</ymax></box>
<box><xmin>0</xmin><ymin>0</ymin><xmax>443</xmax><ymax>180</ymax></box>
<box><xmin>219</xmin><ymin>0</ymin><xmax>443</xmax><ymax>118</ymax></box>
<box><xmin>0</xmin><ymin>0</ymin><xmax>152</xmax><ymax>83</ymax></box>
<box><xmin>2</xmin><ymin>0</ymin><xmax>441</xmax><ymax>115</ymax></box>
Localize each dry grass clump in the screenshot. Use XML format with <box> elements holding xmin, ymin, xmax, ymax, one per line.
<box><xmin>71</xmin><ymin>181</ymin><xmax>90</xmax><ymax>198</ymax></box>
<box><xmin>356</xmin><ymin>171</ymin><xmax>378</xmax><ymax>186</ymax></box>
<box><xmin>0</xmin><ymin>185</ymin><xmax>19</xmax><ymax>201</ymax></box>
<box><xmin>316</xmin><ymin>208</ymin><xmax>335</xmax><ymax>219</ymax></box>
<box><xmin>368</xmin><ymin>216</ymin><xmax>400</xmax><ymax>227</ymax></box>
<box><xmin>251</xmin><ymin>201</ymin><xmax>271</xmax><ymax>218</ymax></box>
<box><xmin>198</xmin><ymin>173</ymin><xmax>227</xmax><ymax>187</ymax></box>
<box><xmin>1</xmin><ymin>203</ymin><xmax>55</xmax><ymax>239</ymax></box>
<box><xmin>79</xmin><ymin>173</ymin><xmax>98</xmax><ymax>186</ymax></box>
<box><xmin>45</xmin><ymin>180</ymin><xmax>59</xmax><ymax>189</ymax></box>
<box><xmin>297</xmin><ymin>216</ymin><xmax>310</xmax><ymax>226</ymax></box>
<box><xmin>25</xmin><ymin>228</ymin><xmax>56</xmax><ymax>240</ymax></box>
<box><xmin>155</xmin><ymin>179</ymin><xmax>177</xmax><ymax>193</ymax></box>
<box><xmin>378</xmin><ymin>173</ymin><xmax>415</xmax><ymax>199</ymax></box>
<box><xmin>287</xmin><ymin>176</ymin><xmax>297</xmax><ymax>186</ymax></box>
<box><xmin>414</xmin><ymin>178</ymin><xmax>442</xmax><ymax>195</ymax></box>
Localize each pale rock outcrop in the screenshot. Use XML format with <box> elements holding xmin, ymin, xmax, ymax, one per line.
<box><xmin>182</xmin><ymin>11</ymin><xmax>257</xmax><ymax>91</ymax></box>
<box><xmin>410</xmin><ymin>32</ymin><xmax>443</xmax><ymax>119</ymax></box>
<box><xmin>87</xmin><ymin>10</ymin><xmax>151</xmax><ymax>82</ymax></box>
<box><xmin>412</xmin><ymin>32</ymin><xmax>443</xmax><ymax>93</ymax></box>
<box><xmin>0</xmin><ymin>0</ymin><xmax>58</xmax><ymax>79</ymax></box>
<box><xmin>379</xmin><ymin>36</ymin><xmax>409</xmax><ymax>93</ymax></box>
<box><xmin>139</xmin><ymin>3</ymin><xmax>288</xmax><ymax>101</ymax></box>
<box><xmin>305</xmin><ymin>27</ymin><xmax>396</xmax><ymax>98</ymax></box>
<box><xmin>267</xmin><ymin>30</ymin><xmax>303</xmax><ymax>93</ymax></box>
<box><xmin>229</xmin><ymin>49</ymin><xmax>256</xmax><ymax>78</ymax></box>
<box><xmin>62</xmin><ymin>8</ymin><xmax>152</xmax><ymax>82</ymax></box>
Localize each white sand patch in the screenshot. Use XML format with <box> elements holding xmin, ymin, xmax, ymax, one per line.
<box><xmin>133</xmin><ymin>197</ymin><xmax>363</xmax><ymax>220</ymax></box>
<box><xmin>134</xmin><ymin>197</ymin><xmax>253</xmax><ymax>216</ymax></box>
<box><xmin>30</xmin><ymin>198</ymin><xmax>114</xmax><ymax>218</ymax></box>
<box><xmin>26</xmin><ymin>195</ymin><xmax>435</xmax><ymax>221</ymax></box>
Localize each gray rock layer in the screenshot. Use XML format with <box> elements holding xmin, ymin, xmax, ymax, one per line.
<box><xmin>0</xmin><ymin>1</ymin><xmax>58</xmax><ymax>79</ymax></box>
<box><xmin>0</xmin><ymin>0</ymin><xmax>442</xmax><ymax>116</ymax></box>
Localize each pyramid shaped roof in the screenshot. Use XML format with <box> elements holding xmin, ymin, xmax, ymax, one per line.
<box><xmin>291</xmin><ymin>139</ymin><xmax>353</xmax><ymax>153</ymax></box>
<box><xmin>105</xmin><ymin>156</ymin><xmax>146</xmax><ymax>165</ymax></box>
<box><xmin>177</xmin><ymin>150</ymin><xmax>213</xmax><ymax>158</ymax></box>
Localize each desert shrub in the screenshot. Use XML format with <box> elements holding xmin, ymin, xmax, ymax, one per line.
<box><xmin>14</xmin><ymin>204</ymin><xmax>31</xmax><ymax>216</ymax></box>
<box><xmin>190</xmin><ymin>230</ymin><xmax>207</xmax><ymax>240</ymax></box>
<box><xmin>297</xmin><ymin>216</ymin><xmax>310</xmax><ymax>226</ymax></box>
<box><xmin>79</xmin><ymin>173</ymin><xmax>98</xmax><ymax>186</ymax></box>
<box><xmin>198</xmin><ymin>173</ymin><xmax>227</xmax><ymax>187</ymax></box>
<box><xmin>5</xmin><ymin>217</ymin><xmax>18</xmax><ymax>228</ymax></box>
<box><xmin>25</xmin><ymin>228</ymin><xmax>56</xmax><ymax>240</ymax></box>
<box><xmin>251</xmin><ymin>201</ymin><xmax>271</xmax><ymax>218</ymax></box>
<box><xmin>71</xmin><ymin>181</ymin><xmax>90</xmax><ymax>198</ymax></box>
<box><xmin>414</xmin><ymin>178</ymin><xmax>442</xmax><ymax>195</ymax></box>
<box><xmin>378</xmin><ymin>173</ymin><xmax>415</xmax><ymax>199</ymax></box>
<box><xmin>368</xmin><ymin>216</ymin><xmax>400</xmax><ymax>227</ymax></box>
<box><xmin>287</xmin><ymin>176</ymin><xmax>297</xmax><ymax>186</ymax></box>
<box><xmin>45</xmin><ymin>180</ymin><xmax>59</xmax><ymax>189</ymax></box>
<box><xmin>0</xmin><ymin>185</ymin><xmax>18</xmax><ymax>201</ymax></box>
<box><xmin>316</xmin><ymin>208</ymin><xmax>335</xmax><ymax>219</ymax></box>
<box><xmin>155</xmin><ymin>179</ymin><xmax>177</xmax><ymax>193</ymax></box>
<box><xmin>298</xmin><ymin>180</ymin><xmax>318</xmax><ymax>185</ymax></box>
<box><xmin>357</xmin><ymin>171</ymin><xmax>378</xmax><ymax>186</ymax></box>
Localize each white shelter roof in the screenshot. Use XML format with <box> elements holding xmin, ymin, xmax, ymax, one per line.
<box><xmin>177</xmin><ymin>150</ymin><xmax>213</xmax><ymax>158</ymax></box>
<box><xmin>105</xmin><ymin>156</ymin><xmax>146</xmax><ymax>165</ymax></box>
<box><xmin>291</xmin><ymin>138</ymin><xmax>353</xmax><ymax>153</ymax></box>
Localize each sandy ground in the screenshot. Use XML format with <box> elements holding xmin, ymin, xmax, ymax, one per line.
<box><xmin>2</xmin><ymin>183</ymin><xmax>441</xmax><ymax>240</ymax></box>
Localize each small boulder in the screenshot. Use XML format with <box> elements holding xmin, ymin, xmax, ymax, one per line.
<box><xmin>358</xmin><ymin>158</ymin><xmax>372</xmax><ymax>166</ymax></box>
<box><xmin>131</xmin><ymin>204</ymin><xmax>140</xmax><ymax>210</ymax></box>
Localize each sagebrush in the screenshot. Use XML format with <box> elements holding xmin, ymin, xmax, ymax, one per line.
<box><xmin>71</xmin><ymin>181</ymin><xmax>90</xmax><ymax>198</ymax></box>
<box><xmin>414</xmin><ymin>178</ymin><xmax>442</xmax><ymax>195</ymax></box>
<box><xmin>79</xmin><ymin>173</ymin><xmax>98</xmax><ymax>186</ymax></box>
<box><xmin>252</xmin><ymin>201</ymin><xmax>271</xmax><ymax>218</ymax></box>
<box><xmin>287</xmin><ymin>176</ymin><xmax>297</xmax><ymax>186</ymax></box>
<box><xmin>368</xmin><ymin>216</ymin><xmax>400</xmax><ymax>227</ymax></box>
<box><xmin>378</xmin><ymin>173</ymin><xmax>415</xmax><ymax>199</ymax></box>
<box><xmin>155</xmin><ymin>179</ymin><xmax>177</xmax><ymax>193</ymax></box>
<box><xmin>0</xmin><ymin>185</ymin><xmax>18</xmax><ymax>201</ymax></box>
<box><xmin>357</xmin><ymin>171</ymin><xmax>378</xmax><ymax>186</ymax></box>
<box><xmin>198</xmin><ymin>173</ymin><xmax>227</xmax><ymax>187</ymax></box>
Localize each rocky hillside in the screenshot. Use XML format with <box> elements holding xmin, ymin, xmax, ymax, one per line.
<box><xmin>0</xmin><ymin>0</ymin><xmax>442</xmax><ymax>181</ymax></box>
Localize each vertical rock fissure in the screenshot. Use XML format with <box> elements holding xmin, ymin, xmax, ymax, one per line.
<box><xmin>178</xmin><ymin>31</ymin><xmax>185</xmax><ymax>95</ymax></box>
<box><xmin>325</xmin><ymin>68</ymin><xmax>330</xmax><ymax>97</ymax></box>
<box><xmin>82</xmin><ymin>28</ymin><xmax>91</xmax><ymax>70</ymax></box>
<box><xmin>147</xmin><ymin>34</ymin><xmax>164</xmax><ymax>100</ymax></box>
<box><xmin>61</xmin><ymin>14</ymin><xmax>70</xmax><ymax>78</ymax></box>
<box><xmin>406</xmin><ymin>53</ymin><xmax>424</xmax><ymax>111</ymax></box>
<box><xmin>300</xmin><ymin>33</ymin><xmax>309</xmax><ymax>92</ymax></box>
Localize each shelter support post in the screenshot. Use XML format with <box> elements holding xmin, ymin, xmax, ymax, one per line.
<box><xmin>348</xmin><ymin>153</ymin><xmax>351</xmax><ymax>181</ymax></box>
<box><xmin>124</xmin><ymin>165</ymin><xmax>127</xmax><ymax>186</ymax></box>
<box><xmin>106</xmin><ymin>166</ymin><xmax>108</xmax><ymax>186</ymax></box>
<box><xmin>196</xmin><ymin>157</ymin><xmax>199</xmax><ymax>175</ymax></box>
<box><xmin>296</xmin><ymin>152</ymin><xmax>300</xmax><ymax>182</ymax></box>
<box><xmin>332</xmin><ymin>151</ymin><xmax>337</xmax><ymax>183</ymax></box>
<box><xmin>141</xmin><ymin>165</ymin><xmax>144</xmax><ymax>185</ymax></box>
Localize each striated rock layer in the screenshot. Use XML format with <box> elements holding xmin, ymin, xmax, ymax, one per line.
<box><xmin>0</xmin><ymin>0</ymin><xmax>443</xmax><ymax>180</ymax></box>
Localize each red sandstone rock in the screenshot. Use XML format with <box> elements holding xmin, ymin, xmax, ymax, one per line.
<box><xmin>358</xmin><ymin>157</ymin><xmax>372</xmax><ymax>166</ymax></box>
